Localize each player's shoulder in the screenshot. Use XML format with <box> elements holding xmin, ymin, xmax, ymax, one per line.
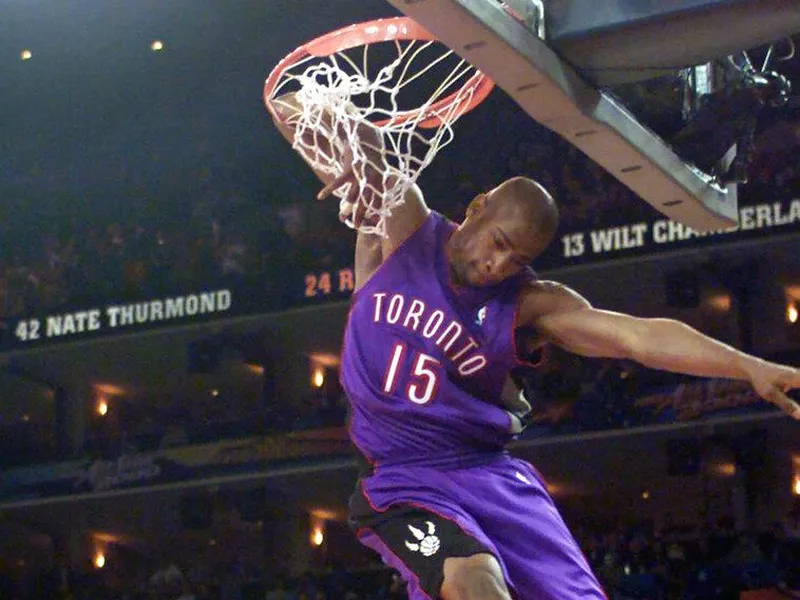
<box><xmin>518</xmin><ymin>279</ymin><xmax>591</xmax><ymax>323</ymax></box>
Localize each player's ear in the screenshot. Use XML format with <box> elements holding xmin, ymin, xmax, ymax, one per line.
<box><xmin>465</xmin><ymin>193</ymin><xmax>488</xmax><ymax>219</ymax></box>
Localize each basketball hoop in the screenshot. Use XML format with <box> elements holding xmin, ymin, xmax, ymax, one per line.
<box><xmin>264</xmin><ymin>16</ymin><xmax>494</xmax><ymax>236</ymax></box>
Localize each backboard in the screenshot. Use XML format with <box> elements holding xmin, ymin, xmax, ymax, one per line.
<box><xmin>384</xmin><ymin>0</ymin><xmax>800</xmax><ymax>232</ymax></box>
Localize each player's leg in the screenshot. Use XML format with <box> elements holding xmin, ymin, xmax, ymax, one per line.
<box><xmin>461</xmin><ymin>458</ymin><xmax>608</xmax><ymax>600</ymax></box>
<box><xmin>350</xmin><ymin>483</ymin><xmax>511</xmax><ymax>600</ymax></box>
<box><xmin>441</xmin><ymin>553</ymin><xmax>512</xmax><ymax>600</ymax></box>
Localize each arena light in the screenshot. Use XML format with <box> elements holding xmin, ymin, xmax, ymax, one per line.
<box><xmin>96</xmin><ymin>400</ymin><xmax>109</xmax><ymax>417</ymax></box>
<box><xmin>94</xmin><ymin>553</ymin><xmax>106</xmax><ymax>569</ymax></box>
<box><xmin>93</xmin><ymin>382</ymin><xmax>126</xmax><ymax>396</ymax></box>
<box><xmin>151</xmin><ymin>40</ymin><xmax>164</xmax><ymax>52</ymax></box>
<box><xmin>794</xmin><ymin>475</ymin><xmax>800</xmax><ymax>496</ymax></box>
<box><xmin>311</xmin><ymin>508</ymin><xmax>339</xmax><ymax>520</ymax></box>
<box><xmin>308</xmin><ymin>352</ymin><xmax>340</xmax><ymax>367</ymax></box>
<box><xmin>707</xmin><ymin>293</ymin><xmax>732</xmax><ymax>312</ymax></box>
<box><xmin>20</xmin><ymin>49</ymin><xmax>31</xmax><ymax>61</ymax></box>
<box><xmin>312</xmin><ymin>526</ymin><xmax>324</xmax><ymax>547</ymax></box>
<box><xmin>243</xmin><ymin>362</ymin><xmax>264</xmax><ymax>376</ymax></box>
<box><xmin>713</xmin><ymin>462</ymin><xmax>736</xmax><ymax>477</ymax></box>
<box><xmin>311</xmin><ymin>367</ymin><xmax>325</xmax><ymax>388</ymax></box>
<box><xmin>786</xmin><ymin>286</ymin><xmax>800</xmax><ymax>324</ymax></box>
<box><xmin>310</xmin><ymin>512</ymin><xmax>326</xmax><ymax>547</ymax></box>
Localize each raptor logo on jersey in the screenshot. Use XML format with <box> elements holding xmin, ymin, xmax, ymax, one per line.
<box><xmin>404</xmin><ymin>521</ymin><xmax>441</xmax><ymax>557</ymax></box>
<box><xmin>476</xmin><ymin>306</ymin><xmax>487</xmax><ymax>326</ymax></box>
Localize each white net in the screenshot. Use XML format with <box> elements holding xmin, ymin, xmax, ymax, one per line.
<box><xmin>266</xmin><ymin>23</ymin><xmax>493</xmax><ymax>236</ymax></box>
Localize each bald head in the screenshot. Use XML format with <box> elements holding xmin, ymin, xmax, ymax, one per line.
<box><xmin>485</xmin><ymin>176</ymin><xmax>559</xmax><ymax>257</ymax></box>
<box><xmin>449</xmin><ymin>177</ymin><xmax>559</xmax><ymax>286</ymax></box>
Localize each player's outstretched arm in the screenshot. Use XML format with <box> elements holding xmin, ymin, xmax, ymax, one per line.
<box><xmin>522</xmin><ymin>282</ymin><xmax>800</xmax><ymax>419</ymax></box>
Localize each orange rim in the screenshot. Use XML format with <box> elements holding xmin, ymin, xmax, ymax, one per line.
<box><xmin>263</xmin><ymin>16</ymin><xmax>494</xmax><ymax>130</ymax></box>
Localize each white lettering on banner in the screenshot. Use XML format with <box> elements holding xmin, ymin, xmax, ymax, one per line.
<box><xmin>652</xmin><ymin>220</ymin><xmax>707</xmax><ymax>244</ymax></box>
<box><xmin>560</xmin><ymin>199</ymin><xmax>800</xmax><ymax>259</ymax></box>
<box><xmin>561</xmin><ymin>232</ymin><xmax>585</xmax><ymax>258</ymax></box>
<box><xmin>106</xmin><ymin>290</ymin><xmax>231</xmax><ymax>326</ymax></box>
<box><xmin>635</xmin><ymin>379</ymin><xmax>759</xmax><ymax>421</ymax></box>
<box><xmin>46</xmin><ymin>309</ymin><xmax>102</xmax><ymax>338</ymax></box>
<box><xmin>76</xmin><ymin>455</ymin><xmax>162</xmax><ymax>492</ymax></box>
<box><xmin>12</xmin><ymin>289</ymin><xmax>233</xmax><ymax>344</ymax></box>
<box><xmin>589</xmin><ymin>223</ymin><xmax>648</xmax><ymax>253</ymax></box>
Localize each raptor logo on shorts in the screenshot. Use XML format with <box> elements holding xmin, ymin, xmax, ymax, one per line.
<box><xmin>404</xmin><ymin>521</ymin><xmax>441</xmax><ymax>557</ymax></box>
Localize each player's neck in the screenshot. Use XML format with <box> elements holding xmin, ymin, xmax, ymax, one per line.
<box><xmin>444</xmin><ymin>237</ymin><xmax>467</xmax><ymax>290</ymax></box>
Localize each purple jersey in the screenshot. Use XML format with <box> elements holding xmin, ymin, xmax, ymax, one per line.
<box><xmin>340</xmin><ymin>211</ymin><xmax>536</xmax><ymax>470</ymax></box>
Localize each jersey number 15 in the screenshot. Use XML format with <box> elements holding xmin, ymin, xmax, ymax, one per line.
<box><xmin>383</xmin><ymin>342</ymin><xmax>441</xmax><ymax>405</ymax></box>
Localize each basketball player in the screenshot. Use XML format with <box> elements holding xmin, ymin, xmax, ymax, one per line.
<box><xmin>271</xmin><ymin>94</ymin><xmax>800</xmax><ymax>600</ymax></box>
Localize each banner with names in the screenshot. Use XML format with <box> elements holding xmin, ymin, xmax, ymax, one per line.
<box><xmin>552</xmin><ymin>198</ymin><xmax>800</xmax><ymax>265</ymax></box>
<box><xmin>0</xmin><ymin>289</ymin><xmax>233</xmax><ymax>352</ymax></box>
<box><xmin>0</xmin><ymin>427</ymin><xmax>351</xmax><ymax>504</ymax></box>
<box><xmin>300</xmin><ymin>197</ymin><xmax>800</xmax><ymax>303</ymax></box>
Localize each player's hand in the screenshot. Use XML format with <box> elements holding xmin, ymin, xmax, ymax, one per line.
<box><xmin>747</xmin><ymin>360</ymin><xmax>800</xmax><ymax>419</ymax></box>
<box><xmin>316</xmin><ymin>160</ymin><xmax>368</xmax><ymax>229</ymax></box>
<box><xmin>316</xmin><ymin>143</ymin><xmax>384</xmax><ymax>231</ymax></box>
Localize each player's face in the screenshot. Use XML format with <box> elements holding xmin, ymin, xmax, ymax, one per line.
<box><xmin>449</xmin><ymin>193</ymin><xmax>540</xmax><ymax>287</ymax></box>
